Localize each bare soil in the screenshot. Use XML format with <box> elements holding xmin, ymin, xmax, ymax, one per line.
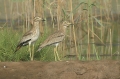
<box><xmin>0</xmin><ymin>60</ymin><xmax>120</xmax><ymax>79</ymax></box>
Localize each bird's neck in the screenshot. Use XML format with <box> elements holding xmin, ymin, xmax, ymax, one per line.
<box><xmin>34</xmin><ymin>21</ymin><xmax>40</xmax><ymax>29</ymax></box>
<box><xmin>60</xmin><ymin>26</ymin><xmax>67</xmax><ymax>33</ymax></box>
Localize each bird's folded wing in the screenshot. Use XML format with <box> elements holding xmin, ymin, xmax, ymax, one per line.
<box><xmin>40</xmin><ymin>32</ymin><xmax>65</xmax><ymax>47</ymax></box>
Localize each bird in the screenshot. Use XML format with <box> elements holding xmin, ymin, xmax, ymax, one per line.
<box><xmin>14</xmin><ymin>16</ymin><xmax>45</xmax><ymax>61</ymax></box>
<box><xmin>36</xmin><ymin>21</ymin><xmax>72</xmax><ymax>61</ymax></box>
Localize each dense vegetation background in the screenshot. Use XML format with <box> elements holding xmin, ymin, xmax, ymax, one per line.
<box><xmin>0</xmin><ymin>0</ymin><xmax>120</xmax><ymax>61</ymax></box>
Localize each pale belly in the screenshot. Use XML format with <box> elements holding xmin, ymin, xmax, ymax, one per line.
<box><xmin>31</xmin><ymin>30</ymin><xmax>40</xmax><ymax>43</ymax></box>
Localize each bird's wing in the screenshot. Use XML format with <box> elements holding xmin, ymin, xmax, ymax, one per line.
<box><xmin>15</xmin><ymin>30</ymin><xmax>33</xmax><ymax>51</ymax></box>
<box><xmin>23</xmin><ymin>29</ymin><xmax>33</xmax><ymax>37</ymax></box>
<box><xmin>14</xmin><ymin>31</ymin><xmax>32</xmax><ymax>53</ymax></box>
<box><xmin>14</xmin><ymin>39</ymin><xmax>31</xmax><ymax>53</ymax></box>
<box><xmin>19</xmin><ymin>30</ymin><xmax>33</xmax><ymax>42</ymax></box>
<box><xmin>40</xmin><ymin>31</ymin><xmax>65</xmax><ymax>48</ymax></box>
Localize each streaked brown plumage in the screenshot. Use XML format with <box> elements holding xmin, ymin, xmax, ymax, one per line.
<box><xmin>14</xmin><ymin>16</ymin><xmax>45</xmax><ymax>60</ymax></box>
<box><xmin>37</xmin><ymin>21</ymin><xmax>72</xmax><ymax>61</ymax></box>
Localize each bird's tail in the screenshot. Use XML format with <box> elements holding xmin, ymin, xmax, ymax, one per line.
<box><xmin>14</xmin><ymin>45</ymin><xmax>22</xmax><ymax>53</ymax></box>
<box><xmin>36</xmin><ymin>47</ymin><xmax>43</xmax><ymax>52</ymax></box>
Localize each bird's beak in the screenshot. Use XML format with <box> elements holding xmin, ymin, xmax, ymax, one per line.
<box><xmin>42</xmin><ymin>18</ymin><xmax>46</xmax><ymax>21</ymax></box>
<box><xmin>69</xmin><ymin>23</ymin><xmax>74</xmax><ymax>26</ymax></box>
<box><xmin>70</xmin><ymin>23</ymin><xmax>74</xmax><ymax>25</ymax></box>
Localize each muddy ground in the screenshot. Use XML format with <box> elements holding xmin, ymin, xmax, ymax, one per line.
<box><xmin>0</xmin><ymin>60</ymin><xmax>120</xmax><ymax>79</ymax></box>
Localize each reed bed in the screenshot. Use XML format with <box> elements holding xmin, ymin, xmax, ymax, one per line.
<box><xmin>0</xmin><ymin>0</ymin><xmax>120</xmax><ymax>61</ymax></box>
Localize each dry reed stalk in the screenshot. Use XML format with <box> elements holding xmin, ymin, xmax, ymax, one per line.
<box><xmin>116</xmin><ymin>0</ymin><xmax>120</xmax><ymax>20</ymax></box>
<box><xmin>24</xmin><ymin>1</ymin><xmax>28</xmax><ymax>32</ymax></box>
<box><xmin>22</xmin><ymin>1</ymin><xmax>26</xmax><ymax>33</ymax></box>
<box><xmin>78</xmin><ymin>6</ymin><xmax>83</xmax><ymax>60</ymax></box>
<box><xmin>35</xmin><ymin>0</ymin><xmax>44</xmax><ymax>35</ymax></box>
<box><xmin>90</xmin><ymin>5</ymin><xmax>95</xmax><ymax>58</ymax></box>
<box><xmin>4</xmin><ymin>0</ymin><xmax>8</xmax><ymax>27</ymax></box>
<box><xmin>109</xmin><ymin>0</ymin><xmax>114</xmax><ymax>21</ymax></box>
<box><xmin>70</xmin><ymin>0</ymin><xmax>79</xmax><ymax>60</ymax></box>
<box><xmin>44</xmin><ymin>0</ymin><xmax>55</xmax><ymax>28</ymax></box>
<box><xmin>57</xmin><ymin>0</ymin><xmax>62</xmax><ymax>29</ymax></box>
<box><xmin>104</xmin><ymin>0</ymin><xmax>113</xmax><ymax>58</ymax></box>
<box><xmin>9</xmin><ymin>0</ymin><xmax>13</xmax><ymax>27</ymax></box>
<box><xmin>103</xmin><ymin>0</ymin><xmax>111</xmax><ymax>22</ymax></box>
<box><xmin>109</xmin><ymin>28</ymin><xmax>112</xmax><ymax>57</ymax></box>
<box><xmin>115</xmin><ymin>0</ymin><xmax>120</xmax><ymax>54</ymax></box>
<box><xmin>86</xmin><ymin>0</ymin><xmax>90</xmax><ymax>60</ymax></box>
<box><xmin>99</xmin><ymin>0</ymin><xmax>104</xmax><ymax>58</ymax></box>
<box><xmin>50</xmin><ymin>1</ymin><xmax>55</xmax><ymax>28</ymax></box>
<box><xmin>16</xmin><ymin>1</ymin><xmax>20</xmax><ymax>27</ymax></box>
<box><xmin>33</xmin><ymin>0</ymin><xmax>35</xmax><ymax>17</ymax></box>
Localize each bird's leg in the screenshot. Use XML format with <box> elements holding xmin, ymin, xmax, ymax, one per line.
<box><xmin>28</xmin><ymin>44</ymin><xmax>32</xmax><ymax>60</ymax></box>
<box><xmin>54</xmin><ymin>47</ymin><xmax>57</xmax><ymax>61</ymax></box>
<box><xmin>55</xmin><ymin>45</ymin><xmax>61</xmax><ymax>61</ymax></box>
<box><xmin>31</xmin><ymin>44</ymin><xmax>34</xmax><ymax>61</ymax></box>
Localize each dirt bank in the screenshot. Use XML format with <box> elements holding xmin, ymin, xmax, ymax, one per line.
<box><xmin>0</xmin><ymin>60</ymin><xmax>120</xmax><ymax>79</ymax></box>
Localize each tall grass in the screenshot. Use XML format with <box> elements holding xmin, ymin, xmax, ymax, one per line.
<box><xmin>0</xmin><ymin>27</ymin><xmax>55</xmax><ymax>61</ymax></box>
<box><xmin>0</xmin><ymin>0</ymin><xmax>120</xmax><ymax>61</ymax></box>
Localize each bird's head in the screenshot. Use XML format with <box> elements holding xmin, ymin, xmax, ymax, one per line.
<box><xmin>62</xmin><ymin>21</ymin><xmax>73</xmax><ymax>28</ymax></box>
<box><xmin>34</xmin><ymin>16</ymin><xmax>45</xmax><ymax>21</ymax></box>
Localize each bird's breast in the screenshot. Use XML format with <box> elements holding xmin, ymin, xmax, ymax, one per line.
<box><xmin>31</xmin><ymin>29</ymin><xmax>40</xmax><ymax>43</ymax></box>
